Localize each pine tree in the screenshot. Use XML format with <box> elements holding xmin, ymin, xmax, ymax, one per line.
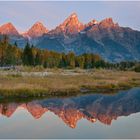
<box><xmin>22</xmin><ymin>42</ymin><xmax>34</xmax><ymax>65</ymax></box>
<box><xmin>67</xmin><ymin>52</ymin><xmax>75</xmax><ymax>68</ymax></box>
<box><xmin>14</xmin><ymin>41</ymin><xmax>18</xmax><ymax>47</ymax></box>
<box><xmin>35</xmin><ymin>51</ymin><xmax>42</xmax><ymax>65</ymax></box>
<box><xmin>76</xmin><ymin>56</ymin><xmax>85</xmax><ymax>69</ymax></box>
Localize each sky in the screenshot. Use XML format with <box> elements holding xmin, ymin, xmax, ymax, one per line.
<box><xmin>0</xmin><ymin>1</ymin><xmax>140</xmax><ymax>32</ymax></box>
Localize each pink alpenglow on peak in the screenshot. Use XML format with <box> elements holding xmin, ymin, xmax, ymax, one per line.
<box><xmin>26</xmin><ymin>21</ymin><xmax>48</xmax><ymax>38</ymax></box>
<box><xmin>85</xmin><ymin>19</ymin><xmax>98</xmax><ymax>28</ymax></box>
<box><xmin>99</xmin><ymin>18</ymin><xmax>119</xmax><ymax>28</ymax></box>
<box><xmin>0</xmin><ymin>22</ymin><xmax>19</xmax><ymax>36</ymax></box>
<box><xmin>50</xmin><ymin>12</ymin><xmax>84</xmax><ymax>36</ymax></box>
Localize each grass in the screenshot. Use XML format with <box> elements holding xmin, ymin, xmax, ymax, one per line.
<box><xmin>0</xmin><ymin>68</ymin><xmax>140</xmax><ymax>98</ymax></box>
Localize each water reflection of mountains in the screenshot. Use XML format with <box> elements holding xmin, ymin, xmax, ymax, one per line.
<box><xmin>0</xmin><ymin>88</ymin><xmax>140</xmax><ymax>128</ymax></box>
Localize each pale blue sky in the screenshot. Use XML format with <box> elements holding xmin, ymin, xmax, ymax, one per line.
<box><xmin>0</xmin><ymin>1</ymin><xmax>140</xmax><ymax>32</ymax></box>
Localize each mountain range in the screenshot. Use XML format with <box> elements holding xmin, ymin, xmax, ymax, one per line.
<box><xmin>0</xmin><ymin>13</ymin><xmax>140</xmax><ymax>62</ymax></box>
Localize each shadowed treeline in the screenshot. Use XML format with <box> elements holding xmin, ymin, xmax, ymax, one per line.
<box><xmin>0</xmin><ymin>36</ymin><xmax>140</xmax><ymax>71</ymax></box>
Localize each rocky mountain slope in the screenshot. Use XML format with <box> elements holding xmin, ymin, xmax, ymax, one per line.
<box><xmin>36</xmin><ymin>14</ymin><xmax>140</xmax><ymax>62</ymax></box>
<box><xmin>0</xmin><ymin>22</ymin><xmax>27</xmax><ymax>47</ymax></box>
<box><xmin>24</xmin><ymin>21</ymin><xmax>48</xmax><ymax>39</ymax></box>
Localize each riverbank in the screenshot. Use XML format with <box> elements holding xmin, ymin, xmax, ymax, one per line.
<box><xmin>0</xmin><ymin>68</ymin><xmax>140</xmax><ymax>98</ymax></box>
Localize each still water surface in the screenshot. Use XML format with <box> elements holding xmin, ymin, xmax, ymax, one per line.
<box><xmin>0</xmin><ymin>88</ymin><xmax>140</xmax><ymax>138</ymax></box>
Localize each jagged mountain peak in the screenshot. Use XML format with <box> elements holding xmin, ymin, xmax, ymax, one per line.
<box><xmin>61</xmin><ymin>12</ymin><xmax>83</xmax><ymax>28</ymax></box>
<box><xmin>69</xmin><ymin>12</ymin><xmax>78</xmax><ymax>18</ymax></box>
<box><xmin>34</xmin><ymin>21</ymin><xmax>44</xmax><ymax>25</ymax></box>
<box><xmin>26</xmin><ymin>21</ymin><xmax>48</xmax><ymax>38</ymax></box>
<box><xmin>0</xmin><ymin>22</ymin><xmax>19</xmax><ymax>36</ymax></box>
<box><xmin>49</xmin><ymin>12</ymin><xmax>84</xmax><ymax>36</ymax></box>
<box><xmin>63</xmin><ymin>12</ymin><xmax>78</xmax><ymax>22</ymax></box>
<box><xmin>99</xmin><ymin>17</ymin><xmax>119</xmax><ymax>28</ymax></box>
<box><xmin>31</xmin><ymin>21</ymin><xmax>47</xmax><ymax>29</ymax></box>
<box><xmin>84</xmin><ymin>19</ymin><xmax>98</xmax><ymax>29</ymax></box>
<box><xmin>87</xmin><ymin>19</ymin><xmax>98</xmax><ymax>25</ymax></box>
<box><xmin>2</xmin><ymin>22</ymin><xmax>13</xmax><ymax>27</ymax></box>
